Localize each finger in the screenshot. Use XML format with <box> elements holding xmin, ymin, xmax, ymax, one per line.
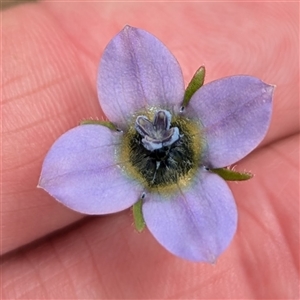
<box><xmin>42</xmin><ymin>1</ymin><xmax>299</xmax><ymax>142</ymax></box>
<box><xmin>2</xmin><ymin>1</ymin><xmax>298</xmax><ymax>254</ymax></box>
<box><xmin>2</xmin><ymin>134</ymin><xmax>298</xmax><ymax>299</ymax></box>
<box><xmin>2</xmin><ymin>3</ymin><xmax>104</xmax><ymax>254</ymax></box>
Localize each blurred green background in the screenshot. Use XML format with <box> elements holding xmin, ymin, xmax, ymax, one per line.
<box><xmin>2</xmin><ymin>0</ymin><xmax>37</xmax><ymax>10</ymax></box>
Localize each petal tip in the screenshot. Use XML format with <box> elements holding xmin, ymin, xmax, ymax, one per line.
<box><xmin>263</xmin><ymin>82</ymin><xmax>276</xmax><ymax>95</ymax></box>
<box><xmin>208</xmin><ymin>255</ymin><xmax>217</xmax><ymax>265</ymax></box>
<box><xmin>196</xmin><ymin>250</ymin><xmax>218</xmax><ymax>264</ymax></box>
<box><xmin>37</xmin><ymin>175</ymin><xmax>44</xmax><ymax>189</ymax></box>
<box><xmin>122</xmin><ymin>24</ymin><xmax>134</xmax><ymax>32</ymax></box>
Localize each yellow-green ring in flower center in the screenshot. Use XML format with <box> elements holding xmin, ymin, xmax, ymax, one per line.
<box><xmin>119</xmin><ymin>109</ymin><xmax>204</xmax><ymax>195</ymax></box>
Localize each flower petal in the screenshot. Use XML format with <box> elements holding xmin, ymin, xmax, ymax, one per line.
<box><xmin>187</xmin><ymin>75</ymin><xmax>274</xmax><ymax>167</ymax></box>
<box><xmin>97</xmin><ymin>26</ymin><xmax>185</xmax><ymax>128</ymax></box>
<box><xmin>142</xmin><ymin>169</ymin><xmax>237</xmax><ymax>262</ymax></box>
<box><xmin>38</xmin><ymin>125</ymin><xmax>143</xmax><ymax>214</ymax></box>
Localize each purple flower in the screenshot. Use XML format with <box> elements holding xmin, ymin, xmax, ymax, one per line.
<box><xmin>38</xmin><ymin>26</ymin><xmax>274</xmax><ymax>262</ymax></box>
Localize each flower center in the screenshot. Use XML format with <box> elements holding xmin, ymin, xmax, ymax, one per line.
<box><xmin>120</xmin><ymin>109</ymin><xmax>203</xmax><ymax>191</ymax></box>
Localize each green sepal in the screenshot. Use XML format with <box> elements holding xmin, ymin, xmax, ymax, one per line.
<box><xmin>182</xmin><ymin>66</ymin><xmax>206</xmax><ymax>108</ymax></box>
<box><xmin>133</xmin><ymin>198</ymin><xmax>146</xmax><ymax>232</ymax></box>
<box><xmin>80</xmin><ymin>119</ymin><xmax>117</xmax><ymax>130</ymax></box>
<box><xmin>211</xmin><ymin>167</ymin><xmax>253</xmax><ymax>181</ymax></box>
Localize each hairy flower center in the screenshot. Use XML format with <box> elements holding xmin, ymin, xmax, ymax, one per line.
<box><xmin>120</xmin><ymin>110</ymin><xmax>203</xmax><ymax>191</ymax></box>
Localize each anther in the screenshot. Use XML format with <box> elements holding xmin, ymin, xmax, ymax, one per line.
<box><xmin>135</xmin><ymin>110</ymin><xmax>180</xmax><ymax>151</ymax></box>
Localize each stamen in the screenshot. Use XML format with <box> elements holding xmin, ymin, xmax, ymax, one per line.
<box><xmin>135</xmin><ymin>110</ymin><xmax>180</xmax><ymax>151</ymax></box>
<box><xmin>136</xmin><ymin>116</ymin><xmax>154</xmax><ymax>137</ymax></box>
<box><xmin>153</xmin><ymin>110</ymin><xmax>171</xmax><ymax>131</ymax></box>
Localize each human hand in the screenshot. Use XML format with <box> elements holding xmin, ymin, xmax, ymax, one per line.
<box><xmin>2</xmin><ymin>2</ymin><xmax>298</xmax><ymax>298</ymax></box>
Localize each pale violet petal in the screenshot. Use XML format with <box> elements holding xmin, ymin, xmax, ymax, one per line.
<box><xmin>98</xmin><ymin>26</ymin><xmax>185</xmax><ymax>128</ymax></box>
<box><xmin>187</xmin><ymin>75</ymin><xmax>274</xmax><ymax>167</ymax></box>
<box><xmin>38</xmin><ymin>125</ymin><xmax>143</xmax><ymax>214</ymax></box>
<box><xmin>143</xmin><ymin>169</ymin><xmax>237</xmax><ymax>262</ymax></box>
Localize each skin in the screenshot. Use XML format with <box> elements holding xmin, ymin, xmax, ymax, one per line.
<box><xmin>1</xmin><ymin>2</ymin><xmax>299</xmax><ymax>299</ymax></box>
